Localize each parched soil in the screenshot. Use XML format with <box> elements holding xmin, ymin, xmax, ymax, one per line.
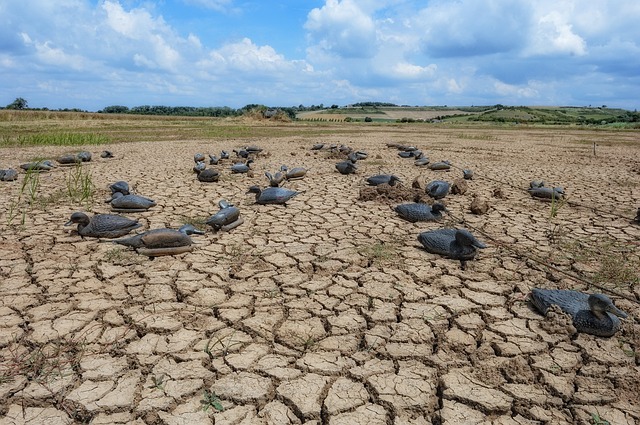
<box><xmin>0</xmin><ymin>125</ymin><xmax>639</xmax><ymax>424</ymax></box>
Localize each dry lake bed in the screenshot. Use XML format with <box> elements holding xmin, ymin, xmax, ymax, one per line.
<box><xmin>1</xmin><ymin>124</ymin><xmax>639</xmax><ymax>424</ymax></box>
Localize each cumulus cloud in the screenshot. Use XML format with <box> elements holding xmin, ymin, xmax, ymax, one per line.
<box><xmin>526</xmin><ymin>11</ymin><xmax>587</xmax><ymax>56</ymax></box>
<box><xmin>305</xmin><ymin>0</ymin><xmax>377</xmax><ymax>59</ymax></box>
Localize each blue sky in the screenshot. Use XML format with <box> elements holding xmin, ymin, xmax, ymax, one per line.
<box><xmin>1</xmin><ymin>0</ymin><xmax>639</xmax><ymax>111</ymax></box>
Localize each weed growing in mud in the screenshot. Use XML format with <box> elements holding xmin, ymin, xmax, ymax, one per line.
<box><xmin>591</xmin><ymin>253</ymin><xmax>640</xmax><ymax>290</ymax></box>
<box><xmin>6</xmin><ymin>132</ymin><xmax>110</xmax><ymax>147</ymax></box>
<box><xmin>203</xmin><ymin>331</ymin><xmax>241</xmax><ymax>359</ymax></box>
<box><xmin>356</xmin><ymin>241</ymin><xmax>399</xmax><ymax>266</ymax></box>
<box><xmin>201</xmin><ymin>389</ymin><xmax>224</xmax><ymax>412</ymax></box>
<box><xmin>66</xmin><ymin>163</ymin><xmax>95</xmax><ymax>207</ymax></box>
<box><xmin>6</xmin><ymin>166</ymin><xmax>41</xmax><ymax>226</ymax></box>
<box><xmin>590</xmin><ymin>412</ymin><xmax>610</xmax><ymax>425</ymax></box>
<box><xmin>148</xmin><ymin>374</ymin><xmax>166</xmax><ymax>391</ymax></box>
<box><xmin>179</xmin><ymin>214</ymin><xmax>208</xmax><ymax>230</ymax></box>
<box><xmin>549</xmin><ymin>191</ymin><xmax>567</xmax><ymax>219</ymax></box>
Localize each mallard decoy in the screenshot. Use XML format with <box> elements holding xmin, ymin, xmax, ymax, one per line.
<box><xmin>20</xmin><ymin>160</ymin><xmax>56</xmax><ymax>171</ymax></box>
<box><xmin>336</xmin><ymin>161</ymin><xmax>358</xmax><ymax>175</ymax></box>
<box><xmin>281</xmin><ymin>165</ymin><xmax>308</xmax><ymax>180</ymax></box>
<box><xmin>265</xmin><ymin>171</ymin><xmax>286</xmax><ymax>187</ymax></box>
<box><xmin>194</xmin><ymin>153</ymin><xmax>205</xmax><ymax>163</ymax></box>
<box><xmin>528</xmin><ymin>186</ymin><xmax>564</xmax><ymax>200</ymax></box>
<box><xmin>530</xmin><ymin>289</ymin><xmax>628</xmax><ymax>337</ymax></box>
<box><xmin>197</xmin><ymin>168</ymin><xmax>220</xmax><ymax>183</ymax></box>
<box><xmin>366</xmin><ymin>174</ymin><xmax>401</xmax><ymax>186</ymax></box>
<box><xmin>426</xmin><ymin>180</ymin><xmax>450</xmax><ymax>199</ymax></box>
<box><xmin>65</xmin><ymin>212</ymin><xmax>141</xmax><ymax>238</ymax></box>
<box><xmin>429</xmin><ymin>161</ymin><xmax>451</xmax><ymax>171</ymax></box>
<box><xmin>463</xmin><ymin>169</ymin><xmax>474</xmax><ymax>180</ymax></box>
<box><xmin>394</xmin><ymin>203</ymin><xmax>447</xmax><ymax>222</ymax></box>
<box><xmin>109</xmin><ymin>192</ymin><xmax>156</xmax><ymax>212</ymax></box>
<box><xmin>206</xmin><ymin>200</ymin><xmax>243</xmax><ymax>231</ymax></box>
<box><xmin>0</xmin><ymin>169</ymin><xmax>18</xmax><ymax>181</ymax></box>
<box><xmin>109</xmin><ymin>181</ymin><xmax>130</xmax><ymax>195</ymax></box>
<box><xmin>231</xmin><ymin>159</ymin><xmax>253</xmax><ymax>174</ymax></box>
<box><xmin>100</xmin><ymin>150</ymin><xmax>114</xmax><ymax>158</ymax></box>
<box><xmin>247</xmin><ymin>186</ymin><xmax>301</xmax><ymax>205</ymax></box>
<box><xmin>112</xmin><ymin>224</ymin><xmax>204</xmax><ymax>257</ymax></box>
<box><xmin>417</xmin><ymin>228</ymin><xmax>486</xmax><ymax>269</ymax></box>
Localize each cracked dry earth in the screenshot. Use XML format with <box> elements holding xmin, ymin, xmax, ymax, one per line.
<box><xmin>1</xmin><ymin>126</ymin><xmax>639</xmax><ymax>425</ymax></box>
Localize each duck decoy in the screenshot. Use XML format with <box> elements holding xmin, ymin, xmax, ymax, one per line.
<box><xmin>220</xmin><ymin>150</ymin><xmax>230</xmax><ymax>160</ymax></box>
<box><xmin>426</xmin><ymin>180</ymin><xmax>450</xmax><ymax>199</ymax></box>
<box><xmin>429</xmin><ymin>161</ymin><xmax>451</xmax><ymax>171</ymax></box>
<box><xmin>281</xmin><ymin>165</ymin><xmax>308</xmax><ymax>180</ymax></box>
<box><xmin>193</xmin><ymin>161</ymin><xmax>206</xmax><ymax>174</ymax></box>
<box><xmin>112</xmin><ymin>224</ymin><xmax>204</xmax><ymax>257</ymax></box>
<box><xmin>336</xmin><ymin>161</ymin><xmax>358</xmax><ymax>175</ymax></box>
<box><xmin>234</xmin><ymin>148</ymin><xmax>250</xmax><ymax>159</ymax></box>
<box><xmin>206</xmin><ymin>200</ymin><xmax>244</xmax><ymax>231</ymax></box>
<box><xmin>354</xmin><ymin>151</ymin><xmax>368</xmax><ymax>160</ymax></box>
<box><xmin>100</xmin><ymin>150</ymin><xmax>114</xmax><ymax>158</ymax></box>
<box><xmin>633</xmin><ymin>208</ymin><xmax>640</xmax><ymax>224</ymax></box>
<box><xmin>529</xmin><ymin>180</ymin><xmax>545</xmax><ymax>189</ymax></box>
<box><xmin>265</xmin><ymin>171</ymin><xmax>286</xmax><ymax>187</ymax></box>
<box><xmin>231</xmin><ymin>159</ymin><xmax>253</xmax><ymax>174</ymax></box>
<box><xmin>196</xmin><ymin>168</ymin><xmax>220</xmax><ymax>183</ymax></box>
<box><xmin>530</xmin><ymin>289</ymin><xmax>628</xmax><ymax>337</ymax></box>
<box><xmin>394</xmin><ymin>203</ymin><xmax>447</xmax><ymax>222</ymax></box>
<box><xmin>209</xmin><ymin>154</ymin><xmax>219</xmax><ymax>165</ymax></box>
<box><xmin>417</xmin><ymin>228</ymin><xmax>487</xmax><ymax>269</ymax></box>
<box><xmin>247</xmin><ymin>186</ymin><xmax>301</xmax><ymax>205</ymax></box>
<box><xmin>109</xmin><ymin>181</ymin><xmax>130</xmax><ymax>196</ymax></box>
<box><xmin>347</xmin><ymin>152</ymin><xmax>359</xmax><ymax>163</ymax></box>
<box><xmin>194</xmin><ymin>153</ymin><xmax>205</xmax><ymax>163</ymax></box>
<box><xmin>76</xmin><ymin>151</ymin><xmax>92</xmax><ymax>162</ymax></box>
<box><xmin>109</xmin><ymin>192</ymin><xmax>157</xmax><ymax>212</ymax></box>
<box><xmin>0</xmin><ymin>169</ymin><xmax>18</xmax><ymax>181</ymax></box>
<box><xmin>398</xmin><ymin>151</ymin><xmax>416</xmax><ymax>158</ymax></box>
<box><xmin>57</xmin><ymin>154</ymin><xmax>81</xmax><ymax>165</ymax></box>
<box><xmin>366</xmin><ymin>174</ymin><xmax>401</xmax><ymax>186</ymax></box>
<box><xmin>245</xmin><ymin>146</ymin><xmax>263</xmax><ymax>154</ymax></box>
<box><xmin>311</xmin><ymin>143</ymin><xmax>325</xmax><ymax>150</ymax></box>
<box><xmin>414</xmin><ymin>157</ymin><xmax>430</xmax><ymax>166</ymax></box>
<box><xmin>463</xmin><ymin>169</ymin><xmax>474</xmax><ymax>180</ymax></box>
<box><xmin>65</xmin><ymin>212</ymin><xmax>141</xmax><ymax>238</ymax></box>
<box><xmin>528</xmin><ymin>186</ymin><xmax>564</xmax><ymax>200</ymax></box>
<box><xmin>20</xmin><ymin>160</ymin><xmax>56</xmax><ymax>171</ymax></box>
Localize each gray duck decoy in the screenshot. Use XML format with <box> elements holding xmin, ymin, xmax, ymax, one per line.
<box><xmin>101</xmin><ymin>150</ymin><xmax>114</xmax><ymax>158</ymax></box>
<box><xmin>281</xmin><ymin>165</ymin><xmax>308</xmax><ymax>180</ymax></box>
<box><xmin>530</xmin><ymin>288</ymin><xmax>628</xmax><ymax>337</ymax></box>
<box><xmin>194</xmin><ymin>161</ymin><xmax>206</xmax><ymax>173</ymax></box>
<box><xmin>209</xmin><ymin>154</ymin><xmax>219</xmax><ymax>165</ymax></box>
<box><xmin>336</xmin><ymin>161</ymin><xmax>358</xmax><ymax>175</ymax></box>
<box><xmin>231</xmin><ymin>159</ymin><xmax>253</xmax><ymax>174</ymax></box>
<box><xmin>529</xmin><ymin>180</ymin><xmax>545</xmax><ymax>189</ymax></box>
<box><xmin>57</xmin><ymin>154</ymin><xmax>81</xmax><ymax>165</ymax></box>
<box><xmin>429</xmin><ymin>160</ymin><xmax>451</xmax><ymax>171</ymax></box>
<box><xmin>247</xmin><ymin>185</ymin><xmax>301</xmax><ymax>205</ymax></box>
<box><xmin>398</xmin><ymin>151</ymin><xmax>417</xmax><ymax>158</ymax></box>
<box><xmin>112</xmin><ymin>224</ymin><xmax>204</xmax><ymax>257</ymax></box>
<box><xmin>245</xmin><ymin>146</ymin><xmax>263</xmax><ymax>154</ymax></box>
<box><xmin>311</xmin><ymin>143</ymin><xmax>325</xmax><ymax>150</ymax></box>
<box><xmin>417</xmin><ymin>228</ymin><xmax>487</xmax><ymax>268</ymax></box>
<box><xmin>354</xmin><ymin>151</ymin><xmax>368</xmax><ymax>160</ymax></box>
<box><xmin>76</xmin><ymin>151</ymin><xmax>92</xmax><ymax>162</ymax></box>
<box><xmin>20</xmin><ymin>160</ymin><xmax>56</xmax><ymax>171</ymax></box>
<box><xmin>109</xmin><ymin>181</ymin><xmax>130</xmax><ymax>195</ymax></box>
<box><xmin>528</xmin><ymin>186</ymin><xmax>564</xmax><ymax>200</ymax></box>
<box><xmin>234</xmin><ymin>148</ymin><xmax>250</xmax><ymax>158</ymax></box>
<box><xmin>394</xmin><ymin>203</ymin><xmax>447</xmax><ymax>222</ymax></box>
<box><xmin>206</xmin><ymin>200</ymin><xmax>244</xmax><ymax>231</ymax></box>
<box><xmin>265</xmin><ymin>171</ymin><xmax>286</xmax><ymax>187</ymax></box>
<box><xmin>366</xmin><ymin>174</ymin><xmax>401</xmax><ymax>186</ymax></box>
<box><xmin>197</xmin><ymin>168</ymin><xmax>220</xmax><ymax>183</ymax></box>
<box><xmin>463</xmin><ymin>169</ymin><xmax>474</xmax><ymax>180</ymax></box>
<box><xmin>414</xmin><ymin>157</ymin><xmax>430</xmax><ymax>166</ymax></box>
<box><xmin>109</xmin><ymin>192</ymin><xmax>157</xmax><ymax>212</ymax></box>
<box><xmin>633</xmin><ymin>208</ymin><xmax>640</xmax><ymax>224</ymax></box>
<box><xmin>220</xmin><ymin>150</ymin><xmax>230</xmax><ymax>160</ymax></box>
<box><xmin>0</xmin><ymin>169</ymin><xmax>18</xmax><ymax>181</ymax></box>
<box><xmin>194</xmin><ymin>153</ymin><xmax>205</xmax><ymax>163</ymax></box>
<box><xmin>65</xmin><ymin>212</ymin><xmax>141</xmax><ymax>238</ymax></box>
<box><xmin>426</xmin><ymin>180</ymin><xmax>450</xmax><ymax>199</ymax></box>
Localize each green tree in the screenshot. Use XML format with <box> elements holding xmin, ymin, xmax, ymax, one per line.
<box><xmin>6</xmin><ymin>97</ymin><xmax>28</xmax><ymax>109</ymax></box>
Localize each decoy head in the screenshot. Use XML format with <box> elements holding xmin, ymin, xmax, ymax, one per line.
<box><xmin>65</xmin><ymin>212</ymin><xmax>90</xmax><ymax>226</ymax></box>
<box><xmin>109</xmin><ymin>181</ymin><xmax>130</xmax><ymax>195</ymax></box>
<box><xmin>218</xmin><ymin>199</ymin><xmax>232</xmax><ymax>209</ymax></box>
<box><xmin>389</xmin><ymin>175</ymin><xmax>402</xmax><ymax>186</ymax></box>
<box><xmin>588</xmin><ymin>294</ymin><xmax>628</xmax><ymax>320</ymax></box>
<box><xmin>280</xmin><ymin>165</ymin><xmax>288</xmax><ymax>171</ymax></box>
<box><xmin>178</xmin><ymin>224</ymin><xmax>205</xmax><ymax>236</ymax></box>
<box><xmin>246</xmin><ymin>185</ymin><xmax>262</xmax><ymax>195</ymax></box>
<box><xmin>432</xmin><ymin>203</ymin><xmax>448</xmax><ymax>213</ymax></box>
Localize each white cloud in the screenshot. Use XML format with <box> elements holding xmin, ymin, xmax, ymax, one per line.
<box><xmin>182</xmin><ymin>0</ymin><xmax>235</xmax><ymax>13</ymax></box>
<box><xmin>305</xmin><ymin>0</ymin><xmax>377</xmax><ymax>59</ymax></box>
<box><xmin>526</xmin><ymin>11</ymin><xmax>586</xmax><ymax>56</ymax></box>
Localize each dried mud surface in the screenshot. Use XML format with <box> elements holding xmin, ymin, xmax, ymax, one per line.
<box><xmin>1</xmin><ymin>126</ymin><xmax>639</xmax><ymax>424</ymax></box>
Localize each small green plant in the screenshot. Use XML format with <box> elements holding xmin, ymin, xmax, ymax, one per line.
<box><xmin>356</xmin><ymin>242</ymin><xmax>399</xmax><ymax>266</ymax></box>
<box><xmin>179</xmin><ymin>214</ymin><xmax>208</xmax><ymax>229</ymax></box>
<box><xmin>148</xmin><ymin>374</ymin><xmax>166</xmax><ymax>391</ymax></box>
<box><xmin>200</xmin><ymin>389</ymin><xmax>224</xmax><ymax>412</ymax></box>
<box><xmin>549</xmin><ymin>191</ymin><xmax>567</xmax><ymax>218</ymax></box>
<box><xmin>591</xmin><ymin>412</ymin><xmax>610</xmax><ymax>425</ymax></box>
<box><xmin>66</xmin><ymin>163</ymin><xmax>95</xmax><ymax>207</ymax></box>
<box><xmin>203</xmin><ymin>330</ymin><xmax>241</xmax><ymax>359</ymax></box>
<box><xmin>6</xmin><ymin>165</ymin><xmax>42</xmax><ymax>226</ymax></box>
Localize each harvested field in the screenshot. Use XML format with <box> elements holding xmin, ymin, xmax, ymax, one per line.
<box><xmin>1</xmin><ymin>123</ymin><xmax>639</xmax><ymax>424</ymax></box>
